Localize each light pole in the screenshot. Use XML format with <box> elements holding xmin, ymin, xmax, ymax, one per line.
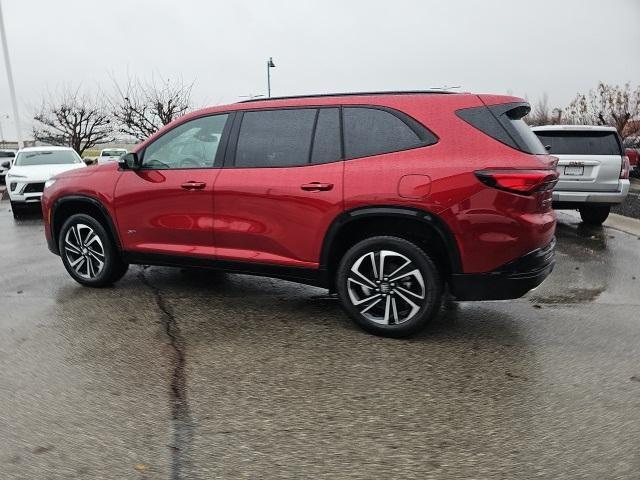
<box><xmin>267</xmin><ymin>57</ymin><xmax>276</xmax><ymax>98</ymax></box>
<box><xmin>0</xmin><ymin>113</ymin><xmax>8</xmax><ymax>147</ymax></box>
<box><xmin>0</xmin><ymin>0</ymin><xmax>23</xmax><ymax>148</ymax></box>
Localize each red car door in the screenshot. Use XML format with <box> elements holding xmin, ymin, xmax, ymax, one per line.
<box><xmin>114</xmin><ymin>114</ymin><xmax>230</xmax><ymax>258</ymax></box>
<box><xmin>213</xmin><ymin>108</ymin><xmax>343</xmax><ymax>268</ymax></box>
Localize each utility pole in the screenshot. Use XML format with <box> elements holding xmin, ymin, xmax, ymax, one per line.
<box><xmin>267</xmin><ymin>57</ymin><xmax>275</xmax><ymax>98</ymax></box>
<box><xmin>0</xmin><ymin>0</ymin><xmax>23</xmax><ymax>148</ymax></box>
<box><xmin>0</xmin><ymin>113</ymin><xmax>7</xmax><ymax>147</ymax></box>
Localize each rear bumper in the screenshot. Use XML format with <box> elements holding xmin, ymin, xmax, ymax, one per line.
<box><xmin>552</xmin><ymin>180</ymin><xmax>629</xmax><ymax>205</ymax></box>
<box><xmin>449</xmin><ymin>239</ymin><xmax>555</xmax><ymax>301</ymax></box>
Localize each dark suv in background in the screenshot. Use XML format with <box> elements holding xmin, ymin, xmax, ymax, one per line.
<box><xmin>42</xmin><ymin>91</ymin><xmax>558</xmax><ymax>337</ymax></box>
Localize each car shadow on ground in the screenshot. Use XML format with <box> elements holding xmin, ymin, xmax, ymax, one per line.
<box><xmin>54</xmin><ymin>264</ymin><xmax>528</xmax><ymax>350</ymax></box>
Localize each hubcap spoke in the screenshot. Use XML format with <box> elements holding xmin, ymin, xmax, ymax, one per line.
<box><xmin>350</xmin><ymin>254</ymin><xmax>378</xmax><ymax>288</ymax></box>
<box><xmin>393</xmin><ymin>288</ymin><xmax>421</xmax><ymax>319</ymax></box>
<box><xmin>391</xmin><ymin>297</ymin><xmax>399</xmax><ymax>324</ymax></box>
<box><xmin>387</xmin><ymin>258</ymin><xmax>412</xmax><ymax>280</ymax></box>
<box><xmin>69</xmin><ymin>255</ymin><xmax>85</xmax><ymax>268</ymax></box>
<box><xmin>396</xmin><ymin>284</ymin><xmax>425</xmax><ymax>300</ymax></box>
<box><xmin>64</xmin><ymin>241</ymin><xmax>82</xmax><ymax>255</ymax></box>
<box><xmin>383</xmin><ymin>295</ymin><xmax>391</xmax><ymax>324</ymax></box>
<box><xmin>360</xmin><ymin>297</ymin><xmax>383</xmax><ymax>314</ymax></box>
<box><xmin>87</xmin><ymin>246</ymin><xmax>104</xmax><ymax>258</ymax></box>
<box><xmin>85</xmin><ymin>234</ymin><xmax>100</xmax><ymax>248</ymax></box>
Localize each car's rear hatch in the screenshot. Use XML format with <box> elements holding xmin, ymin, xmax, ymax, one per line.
<box><xmin>533</xmin><ymin>129</ymin><xmax>623</xmax><ymax>192</ymax></box>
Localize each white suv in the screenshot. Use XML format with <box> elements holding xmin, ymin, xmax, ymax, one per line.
<box><xmin>4</xmin><ymin>146</ymin><xmax>86</xmax><ymax>218</ymax></box>
<box><xmin>532</xmin><ymin>125</ymin><xmax>630</xmax><ymax>225</ymax></box>
<box><xmin>97</xmin><ymin>148</ymin><xmax>128</xmax><ymax>165</ymax></box>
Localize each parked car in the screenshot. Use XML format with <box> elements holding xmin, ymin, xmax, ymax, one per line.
<box><xmin>5</xmin><ymin>146</ymin><xmax>86</xmax><ymax>219</ymax></box>
<box><xmin>625</xmin><ymin>148</ymin><xmax>639</xmax><ymax>177</ymax></box>
<box><xmin>42</xmin><ymin>91</ymin><xmax>558</xmax><ymax>337</ymax></box>
<box><xmin>532</xmin><ymin>125</ymin><xmax>630</xmax><ymax>225</ymax></box>
<box><xmin>0</xmin><ymin>149</ymin><xmax>16</xmax><ymax>184</ymax></box>
<box><xmin>97</xmin><ymin>148</ymin><xmax>128</xmax><ymax>165</ymax></box>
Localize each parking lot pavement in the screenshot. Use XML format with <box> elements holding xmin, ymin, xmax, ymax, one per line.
<box><xmin>1</xmin><ymin>204</ymin><xmax>639</xmax><ymax>480</ymax></box>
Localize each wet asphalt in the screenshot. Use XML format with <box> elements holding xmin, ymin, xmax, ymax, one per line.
<box><xmin>1</xmin><ymin>201</ymin><xmax>639</xmax><ymax>480</ymax></box>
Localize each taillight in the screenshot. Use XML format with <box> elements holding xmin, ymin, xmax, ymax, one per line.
<box><xmin>475</xmin><ymin>169</ymin><xmax>559</xmax><ymax>195</ymax></box>
<box><xmin>620</xmin><ymin>156</ymin><xmax>630</xmax><ymax>179</ymax></box>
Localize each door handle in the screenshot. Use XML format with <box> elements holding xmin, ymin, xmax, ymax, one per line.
<box><xmin>181</xmin><ymin>181</ymin><xmax>206</xmax><ymax>190</ymax></box>
<box><xmin>300</xmin><ymin>182</ymin><xmax>334</xmax><ymax>192</ymax></box>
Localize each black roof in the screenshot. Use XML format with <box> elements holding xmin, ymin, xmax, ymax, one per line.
<box><xmin>238</xmin><ymin>90</ymin><xmax>458</xmax><ymax>103</ymax></box>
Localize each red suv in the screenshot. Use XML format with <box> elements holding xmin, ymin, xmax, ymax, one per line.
<box><xmin>42</xmin><ymin>91</ymin><xmax>558</xmax><ymax>337</ymax></box>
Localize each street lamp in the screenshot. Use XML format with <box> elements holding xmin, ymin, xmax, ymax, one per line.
<box><xmin>267</xmin><ymin>57</ymin><xmax>276</xmax><ymax>98</ymax></box>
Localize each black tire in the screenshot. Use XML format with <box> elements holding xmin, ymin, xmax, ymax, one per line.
<box><xmin>579</xmin><ymin>205</ymin><xmax>610</xmax><ymax>225</ymax></box>
<box><xmin>336</xmin><ymin>236</ymin><xmax>443</xmax><ymax>338</ymax></box>
<box><xmin>10</xmin><ymin>201</ymin><xmax>23</xmax><ymax>219</ymax></box>
<box><xmin>59</xmin><ymin>213</ymin><xmax>129</xmax><ymax>287</ymax></box>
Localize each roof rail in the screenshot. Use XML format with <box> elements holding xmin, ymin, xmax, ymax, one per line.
<box><xmin>237</xmin><ymin>90</ymin><xmax>457</xmax><ymax>103</ymax></box>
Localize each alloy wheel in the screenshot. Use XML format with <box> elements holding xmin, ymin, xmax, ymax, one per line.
<box><xmin>346</xmin><ymin>249</ymin><xmax>426</xmax><ymax>325</ymax></box>
<box><xmin>64</xmin><ymin>223</ymin><xmax>105</xmax><ymax>279</ymax></box>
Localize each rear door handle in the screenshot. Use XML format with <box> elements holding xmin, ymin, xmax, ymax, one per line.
<box><xmin>181</xmin><ymin>181</ymin><xmax>206</xmax><ymax>190</ymax></box>
<box><xmin>300</xmin><ymin>182</ymin><xmax>334</xmax><ymax>192</ymax></box>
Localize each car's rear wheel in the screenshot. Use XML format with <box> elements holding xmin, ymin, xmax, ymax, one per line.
<box><xmin>579</xmin><ymin>205</ymin><xmax>610</xmax><ymax>225</ymax></box>
<box><xmin>336</xmin><ymin>236</ymin><xmax>443</xmax><ymax>338</ymax></box>
<box><xmin>59</xmin><ymin>213</ymin><xmax>129</xmax><ymax>287</ymax></box>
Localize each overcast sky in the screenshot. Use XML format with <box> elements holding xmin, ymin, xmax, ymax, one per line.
<box><xmin>1</xmin><ymin>0</ymin><xmax>639</xmax><ymax>140</ymax></box>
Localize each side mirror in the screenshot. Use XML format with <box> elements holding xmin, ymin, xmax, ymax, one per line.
<box><xmin>1</xmin><ymin>160</ymin><xmax>10</xmax><ymax>169</ymax></box>
<box><xmin>120</xmin><ymin>152</ymin><xmax>141</xmax><ymax>170</ymax></box>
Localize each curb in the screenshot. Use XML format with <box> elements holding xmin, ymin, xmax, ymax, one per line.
<box><xmin>604</xmin><ymin>212</ymin><xmax>640</xmax><ymax>237</ymax></box>
<box><xmin>559</xmin><ymin>210</ymin><xmax>640</xmax><ymax>237</ymax></box>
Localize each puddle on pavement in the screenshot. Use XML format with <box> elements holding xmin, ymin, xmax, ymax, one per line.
<box><xmin>529</xmin><ymin>286</ymin><xmax>605</xmax><ymax>305</ymax></box>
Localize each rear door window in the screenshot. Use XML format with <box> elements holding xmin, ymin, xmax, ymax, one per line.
<box><xmin>235</xmin><ymin>109</ymin><xmax>317</xmax><ymax>167</ymax></box>
<box><xmin>343</xmin><ymin>107</ymin><xmax>435</xmax><ymax>159</ymax></box>
<box><xmin>534</xmin><ymin>131</ymin><xmax>622</xmax><ymax>155</ymax></box>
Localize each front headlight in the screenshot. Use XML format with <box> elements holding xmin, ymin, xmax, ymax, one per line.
<box><xmin>44</xmin><ymin>179</ymin><xmax>57</xmax><ymax>189</ymax></box>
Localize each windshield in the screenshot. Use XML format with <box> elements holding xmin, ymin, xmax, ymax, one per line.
<box><xmin>14</xmin><ymin>150</ymin><xmax>82</xmax><ymax>166</ymax></box>
<box><xmin>101</xmin><ymin>150</ymin><xmax>126</xmax><ymax>157</ymax></box>
<box><xmin>534</xmin><ymin>131</ymin><xmax>622</xmax><ymax>155</ymax></box>
<box><xmin>0</xmin><ymin>151</ymin><xmax>15</xmax><ymax>158</ymax></box>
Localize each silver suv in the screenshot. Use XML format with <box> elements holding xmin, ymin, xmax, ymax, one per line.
<box><xmin>532</xmin><ymin>125</ymin><xmax>630</xmax><ymax>225</ymax></box>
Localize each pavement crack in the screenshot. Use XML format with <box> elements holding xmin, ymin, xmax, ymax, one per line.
<box><xmin>138</xmin><ymin>266</ymin><xmax>193</xmax><ymax>480</ymax></box>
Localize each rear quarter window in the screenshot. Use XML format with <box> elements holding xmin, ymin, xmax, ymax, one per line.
<box><xmin>533</xmin><ymin>131</ymin><xmax>622</xmax><ymax>155</ymax></box>
<box><xmin>342</xmin><ymin>107</ymin><xmax>437</xmax><ymax>159</ymax></box>
<box><xmin>457</xmin><ymin>102</ymin><xmax>547</xmax><ymax>155</ymax></box>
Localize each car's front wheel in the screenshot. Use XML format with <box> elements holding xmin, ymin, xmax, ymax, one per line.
<box><xmin>9</xmin><ymin>201</ymin><xmax>22</xmax><ymax>219</ymax></box>
<box><xmin>579</xmin><ymin>205</ymin><xmax>610</xmax><ymax>225</ymax></box>
<box><xmin>336</xmin><ymin>236</ymin><xmax>443</xmax><ymax>338</ymax></box>
<box><xmin>59</xmin><ymin>213</ymin><xmax>129</xmax><ymax>287</ymax></box>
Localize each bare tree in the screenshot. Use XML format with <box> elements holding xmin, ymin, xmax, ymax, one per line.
<box><xmin>33</xmin><ymin>87</ymin><xmax>114</xmax><ymax>156</ymax></box>
<box><xmin>565</xmin><ymin>82</ymin><xmax>640</xmax><ymax>139</ymax></box>
<box><xmin>111</xmin><ymin>76</ymin><xmax>194</xmax><ymax>141</ymax></box>
<box><xmin>526</xmin><ymin>93</ymin><xmax>553</xmax><ymax>126</ymax></box>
